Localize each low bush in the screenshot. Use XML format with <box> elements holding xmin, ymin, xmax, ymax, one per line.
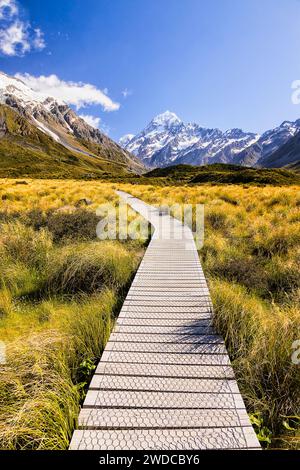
<box><xmin>0</xmin><ymin>221</ymin><xmax>52</xmax><ymax>269</ymax></box>
<box><xmin>45</xmin><ymin>209</ymin><xmax>100</xmax><ymax>243</ymax></box>
<box><xmin>252</xmin><ymin>226</ymin><xmax>300</xmax><ymax>258</ymax></box>
<box><xmin>45</xmin><ymin>241</ymin><xmax>138</xmax><ymax>296</ymax></box>
<box><xmin>205</xmin><ymin>210</ymin><xmax>229</xmax><ymax>230</ymax></box>
<box><xmin>19</xmin><ymin>208</ymin><xmax>100</xmax><ymax>243</ymax></box>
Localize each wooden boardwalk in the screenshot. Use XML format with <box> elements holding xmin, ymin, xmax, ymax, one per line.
<box><xmin>69</xmin><ymin>191</ymin><xmax>260</xmax><ymax>450</ymax></box>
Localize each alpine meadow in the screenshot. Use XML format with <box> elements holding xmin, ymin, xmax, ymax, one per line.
<box><xmin>0</xmin><ymin>179</ymin><xmax>299</xmax><ymax>448</ymax></box>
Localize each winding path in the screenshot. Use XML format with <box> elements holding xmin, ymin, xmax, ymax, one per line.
<box><xmin>69</xmin><ymin>191</ymin><xmax>260</xmax><ymax>450</ymax></box>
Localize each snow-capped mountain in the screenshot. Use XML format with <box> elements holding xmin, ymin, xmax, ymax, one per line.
<box><xmin>120</xmin><ymin>111</ymin><xmax>259</xmax><ymax>167</ymax></box>
<box><xmin>0</xmin><ymin>71</ymin><xmax>144</xmax><ymax>173</ymax></box>
<box><xmin>120</xmin><ymin>111</ymin><xmax>300</xmax><ymax>168</ymax></box>
<box><xmin>119</xmin><ymin>133</ymin><xmax>135</xmax><ymax>147</ymax></box>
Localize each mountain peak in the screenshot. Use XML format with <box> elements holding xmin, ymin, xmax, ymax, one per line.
<box><xmin>119</xmin><ymin>133</ymin><xmax>135</xmax><ymax>147</ymax></box>
<box><xmin>280</xmin><ymin>120</ymin><xmax>294</xmax><ymax>129</ymax></box>
<box><xmin>150</xmin><ymin>111</ymin><xmax>181</xmax><ymax>127</ymax></box>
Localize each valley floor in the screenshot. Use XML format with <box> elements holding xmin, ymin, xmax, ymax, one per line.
<box><xmin>0</xmin><ymin>179</ymin><xmax>299</xmax><ymax>449</ymax></box>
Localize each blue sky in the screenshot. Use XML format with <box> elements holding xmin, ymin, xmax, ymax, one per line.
<box><xmin>1</xmin><ymin>0</ymin><xmax>300</xmax><ymax>140</ymax></box>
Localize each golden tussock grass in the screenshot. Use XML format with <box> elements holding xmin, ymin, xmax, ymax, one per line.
<box><xmin>0</xmin><ymin>180</ymin><xmax>144</xmax><ymax>449</ymax></box>
<box><xmin>0</xmin><ymin>178</ymin><xmax>299</xmax><ymax>448</ymax></box>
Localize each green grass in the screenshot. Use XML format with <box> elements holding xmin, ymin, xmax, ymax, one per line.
<box><xmin>0</xmin><ymin>290</ymin><xmax>115</xmax><ymax>449</ymax></box>
<box><xmin>141</xmin><ymin>163</ymin><xmax>300</xmax><ymax>186</ymax></box>
<box><xmin>0</xmin><ymin>214</ymin><xmax>144</xmax><ymax>449</ymax></box>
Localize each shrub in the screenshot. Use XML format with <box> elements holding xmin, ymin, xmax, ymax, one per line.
<box><xmin>206</xmin><ymin>210</ymin><xmax>228</xmax><ymax>230</ymax></box>
<box><xmin>252</xmin><ymin>226</ymin><xmax>300</xmax><ymax>258</ymax></box>
<box><xmin>207</xmin><ymin>256</ymin><xmax>268</xmax><ymax>295</ymax></box>
<box><xmin>265</xmin><ymin>256</ymin><xmax>300</xmax><ymax>300</ymax></box>
<box><xmin>45</xmin><ymin>241</ymin><xmax>138</xmax><ymax>296</ymax></box>
<box><xmin>45</xmin><ymin>209</ymin><xmax>100</xmax><ymax>243</ymax></box>
<box><xmin>22</xmin><ymin>209</ymin><xmax>46</xmax><ymax>231</ymax></box>
<box><xmin>3</xmin><ymin>208</ymin><xmax>102</xmax><ymax>244</ymax></box>
<box><xmin>0</xmin><ymin>222</ymin><xmax>52</xmax><ymax>269</ymax></box>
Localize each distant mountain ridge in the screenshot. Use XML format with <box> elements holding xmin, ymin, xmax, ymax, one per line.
<box><xmin>235</xmin><ymin>120</ymin><xmax>300</xmax><ymax>167</ymax></box>
<box><xmin>120</xmin><ymin>111</ymin><xmax>300</xmax><ymax>169</ymax></box>
<box><xmin>261</xmin><ymin>130</ymin><xmax>300</xmax><ymax>169</ymax></box>
<box><xmin>0</xmin><ymin>71</ymin><xmax>144</xmax><ymax>177</ymax></box>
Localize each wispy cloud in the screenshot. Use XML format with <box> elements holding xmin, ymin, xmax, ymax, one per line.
<box><xmin>121</xmin><ymin>88</ymin><xmax>132</xmax><ymax>99</ymax></box>
<box><xmin>79</xmin><ymin>114</ymin><xmax>110</xmax><ymax>135</ymax></box>
<box><xmin>15</xmin><ymin>73</ymin><xmax>120</xmax><ymax>111</ymax></box>
<box><xmin>32</xmin><ymin>28</ymin><xmax>45</xmax><ymax>50</ymax></box>
<box><xmin>79</xmin><ymin>114</ymin><xmax>101</xmax><ymax>129</ymax></box>
<box><xmin>0</xmin><ymin>0</ymin><xmax>45</xmax><ymax>56</ymax></box>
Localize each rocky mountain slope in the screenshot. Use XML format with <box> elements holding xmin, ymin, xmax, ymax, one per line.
<box><xmin>259</xmin><ymin>130</ymin><xmax>300</xmax><ymax>169</ymax></box>
<box><xmin>235</xmin><ymin>120</ymin><xmax>300</xmax><ymax>167</ymax></box>
<box><xmin>0</xmin><ymin>71</ymin><xmax>144</xmax><ymax>177</ymax></box>
<box><xmin>0</xmin><ymin>104</ymin><xmax>140</xmax><ymax>178</ymax></box>
<box><xmin>120</xmin><ymin>111</ymin><xmax>300</xmax><ymax>169</ymax></box>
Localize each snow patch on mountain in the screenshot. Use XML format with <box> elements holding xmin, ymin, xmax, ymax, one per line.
<box><xmin>148</xmin><ymin>110</ymin><xmax>181</xmax><ymax>128</ymax></box>
<box><xmin>119</xmin><ymin>133</ymin><xmax>135</xmax><ymax>147</ymax></box>
<box><xmin>32</xmin><ymin>117</ymin><xmax>60</xmax><ymax>142</ymax></box>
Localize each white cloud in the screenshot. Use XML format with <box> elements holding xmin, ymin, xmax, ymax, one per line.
<box><xmin>32</xmin><ymin>28</ymin><xmax>45</xmax><ymax>51</ymax></box>
<box><xmin>15</xmin><ymin>72</ymin><xmax>120</xmax><ymax>111</ymax></box>
<box><xmin>0</xmin><ymin>0</ymin><xmax>46</xmax><ymax>56</ymax></box>
<box><xmin>79</xmin><ymin>114</ymin><xmax>101</xmax><ymax>129</ymax></box>
<box><xmin>79</xmin><ymin>114</ymin><xmax>110</xmax><ymax>135</ymax></box>
<box><xmin>121</xmin><ymin>88</ymin><xmax>132</xmax><ymax>99</ymax></box>
<box><xmin>0</xmin><ymin>20</ymin><xmax>29</xmax><ymax>55</ymax></box>
<box><xmin>0</xmin><ymin>0</ymin><xmax>18</xmax><ymax>19</ymax></box>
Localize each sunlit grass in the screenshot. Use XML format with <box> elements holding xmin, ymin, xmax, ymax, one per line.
<box><xmin>0</xmin><ymin>178</ymin><xmax>299</xmax><ymax>448</ymax></box>
<box><xmin>0</xmin><ymin>181</ymin><xmax>144</xmax><ymax>449</ymax></box>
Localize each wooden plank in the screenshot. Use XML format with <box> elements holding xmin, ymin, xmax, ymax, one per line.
<box><xmin>70</xmin><ymin>427</ymin><xmax>261</xmax><ymax>450</ymax></box>
<box><xmin>79</xmin><ymin>408</ymin><xmax>252</xmax><ymax>429</ymax></box>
